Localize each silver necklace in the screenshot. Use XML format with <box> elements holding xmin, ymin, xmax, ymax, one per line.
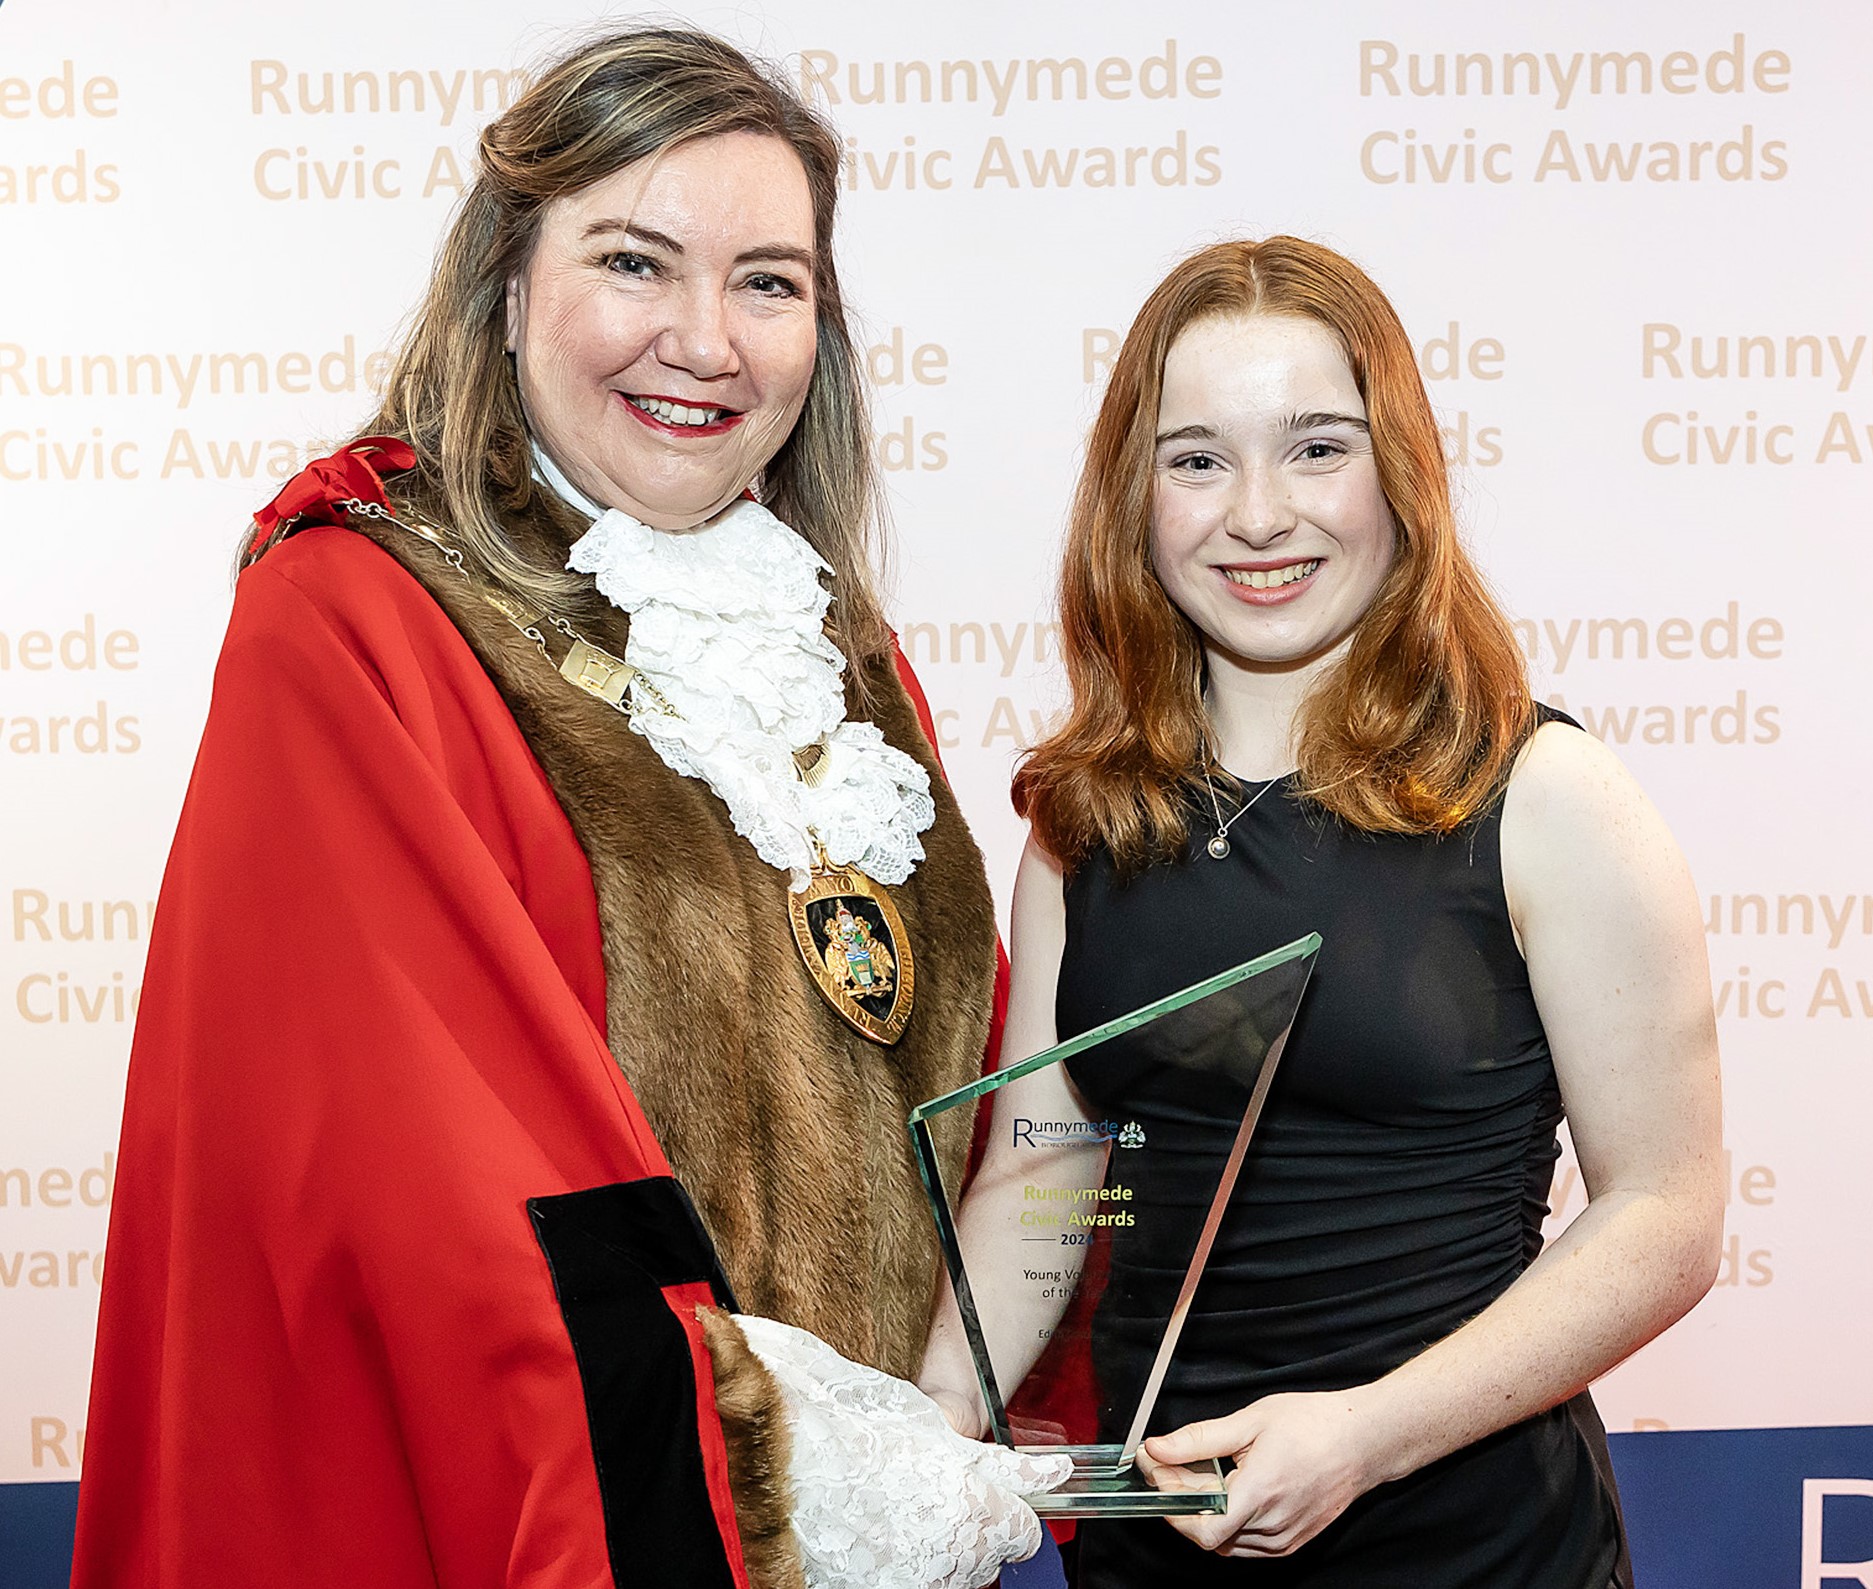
<box><xmin>1200</xmin><ymin>762</ymin><xmax>1279</xmax><ymax>860</ymax></box>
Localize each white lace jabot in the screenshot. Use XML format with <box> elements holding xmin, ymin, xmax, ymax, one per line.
<box><xmin>535</xmin><ymin>448</ymin><xmax>936</xmax><ymax>891</ymax></box>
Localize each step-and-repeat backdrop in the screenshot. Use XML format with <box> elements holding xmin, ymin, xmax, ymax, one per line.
<box><xmin>2</xmin><ymin>1</ymin><xmax>1869</xmax><ymax>1583</ymax></box>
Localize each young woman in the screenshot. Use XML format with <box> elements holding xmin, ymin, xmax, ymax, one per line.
<box><xmin>920</xmin><ymin>237</ymin><xmax>1722</xmax><ymax>1587</ymax></box>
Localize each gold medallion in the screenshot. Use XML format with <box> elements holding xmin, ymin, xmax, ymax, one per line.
<box><xmin>789</xmin><ymin>864</ymin><xmax>915</xmax><ymax>1045</ymax></box>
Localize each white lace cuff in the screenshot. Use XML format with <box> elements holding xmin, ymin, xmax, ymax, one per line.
<box><xmin>734</xmin><ymin>1315</ymin><xmax>1073</xmax><ymax>1589</ymax></box>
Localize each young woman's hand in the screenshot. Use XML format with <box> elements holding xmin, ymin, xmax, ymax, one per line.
<box><xmin>1139</xmin><ymin>1388</ymin><xmax>1380</xmax><ymax>1557</ymax></box>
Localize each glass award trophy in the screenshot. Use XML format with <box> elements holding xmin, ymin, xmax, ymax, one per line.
<box><xmin>908</xmin><ymin>934</ymin><xmax>1320</xmax><ymax>1518</ymax></box>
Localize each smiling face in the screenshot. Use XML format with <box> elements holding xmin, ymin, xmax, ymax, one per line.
<box><xmin>1149</xmin><ymin>313</ymin><xmax>1399</xmax><ymax>681</ymax></box>
<box><xmin>505</xmin><ymin>130</ymin><xmax>819</xmax><ymax>529</ymax></box>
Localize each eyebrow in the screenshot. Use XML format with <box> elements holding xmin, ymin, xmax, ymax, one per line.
<box><xmin>1286</xmin><ymin>410</ymin><xmax>1370</xmax><ymax>433</ymax></box>
<box><xmin>1154</xmin><ymin>422</ymin><xmax>1221</xmax><ymax>447</ymax></box>
<box><xmin>580</xmin><ymin>218</ymin><xmax>815</xmax><ymax>270</ymax></box>
<box><xmin>1154</xmin><ymin>411</ymin><xmax>1373</xmax><ymax>448</ymax></box>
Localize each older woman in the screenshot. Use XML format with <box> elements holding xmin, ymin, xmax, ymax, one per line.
<box><xmin>919</xmin><ymin>237</ymin><xmax>1722</xmax><ymax>1587</ymax></box>
<box><xmin>72</xmin><ymin>28</ymin><xmax>1058</xmax><ymax>1589</ymax></box>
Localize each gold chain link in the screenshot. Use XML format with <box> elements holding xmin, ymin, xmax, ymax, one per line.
<box><xmin>334</xmin><ymin>497</ymin><xmax>679</xmax><ymax>721</ymax></box>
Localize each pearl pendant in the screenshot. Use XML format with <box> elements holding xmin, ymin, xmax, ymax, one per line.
<box><xmin>1206</xmin><ymin>835</ymin><xmax>1231</xmax><ymax>861</ymax></box>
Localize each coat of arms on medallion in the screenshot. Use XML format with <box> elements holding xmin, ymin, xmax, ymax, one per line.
<box><xmin>788</xmin><ymin>866</ymin><xmax>915</xmax><ymax>1045</ymax></box>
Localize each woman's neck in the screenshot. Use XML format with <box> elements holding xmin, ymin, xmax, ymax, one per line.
<box><xmin>530</xmin><ymin>439</ymin><xmax>607</xmax><ymax>525</ymax></box>
<box><xmin>1201</xmin><ymin>643</ymin><xmax>1340</xmax><ymax>779</ymax></box>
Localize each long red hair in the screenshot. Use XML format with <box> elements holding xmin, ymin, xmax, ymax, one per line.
<box><xmin>1014</xmin><ymin>237</ymin><xmax>1534</xmax><ymax>873</ymax></box>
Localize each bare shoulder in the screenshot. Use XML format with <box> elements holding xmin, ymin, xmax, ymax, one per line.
<box><xmin>1500</xmin><ymin>716</ymin><xmax>1697</xmax><ymax>949</ymax></box>
<box><xmin>1498</xmin><ymin>724</ymin><xmax>1719</xmax><ymax>1219</ymax></box>
<box><xmin>1503</xmin><ymin>716</ymin><xmax>1648</xmax><ymax>831</ymax></box>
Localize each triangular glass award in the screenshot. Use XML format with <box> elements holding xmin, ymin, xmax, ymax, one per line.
<box><xmin>909</xmin><ymin>933</ymin><xmax>1320</xmax><ymax>1517</ymax></box>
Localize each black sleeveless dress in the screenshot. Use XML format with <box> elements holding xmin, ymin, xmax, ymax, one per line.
<box><xmin>1058</xmin><ymin>745</ymin><xmax>1629</xmax><ymax>1588</ymax></box>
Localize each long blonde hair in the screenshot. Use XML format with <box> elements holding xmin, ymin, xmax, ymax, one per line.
<box><xmin>256</xmin><ymin>27</ymin><xmax>890</xmax><ymax>671</ymax></box>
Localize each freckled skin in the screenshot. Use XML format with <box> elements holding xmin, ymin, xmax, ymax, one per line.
<box><xmin>1149</xmin><ymin>314</ymin><xmax>1398</xmax><ymax>687</ymax></box>
<box><xmin>926</xmin><ymin>307</ymin><xmax>1722</xmax><ymax>1566</ymax></box>
<box><xmin>505</xmin><ymin>132</ymin><xmax>820</xmax><ymax>529</ymax></box>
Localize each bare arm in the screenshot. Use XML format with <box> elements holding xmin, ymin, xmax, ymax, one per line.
<box><xmin>919</xmin><ymin>836</ymin><xmax>1105</xmax><ymax>1435</ymax></box>
<box><xmin>1144</xmin><ymin>723</ymin><xmax>1724</xmax><ymax>1555</ymax></box>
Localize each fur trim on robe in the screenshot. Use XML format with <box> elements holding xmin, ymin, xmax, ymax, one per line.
<box><xmin>700</xmin><ymin>1307</ymin><xmax>807</xmax><ymax>1589</ymax></box>
<box><xmin>352</xmin><ymin>501</ymin><xmax>997</xmax><ymax>1586</ymax></box>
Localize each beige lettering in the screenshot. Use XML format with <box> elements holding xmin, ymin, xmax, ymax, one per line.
<box><xmin>13</xmin><ymin>888</ymin><xmax>50</xmax><ymax>941</ymax></box>
<box><xmin>1360</xmin><ymin>40</ymin><xmax>1399</xmax><ymax>96</ymax></box>
<box><xmin>1643</xmin><ymin>323</ymin><xmax>1683</xmax><ymax>377</ymax></box>
<box><xmin>427</xmin><ymin>69</ymin><xmax>466</xmax><ymax>127</ymax></box>
<box><xmin>1820</xmin><ymin>897</ymin><xmax>1860</xmax><ymax>951</ymax></box>
<box><xmin>164</xmin><ymin>353</ymin><xmax>202</xmax><ymax>409</ymax></box>
<box><xmin>1828</xmin><ymin>336</ymin><xmax>1867</xmax><ymax>393</ymax></box>
<box><xmin>1027</xmin><ymin>58</ymin><xmax>1088</xmax><ymax>101</ymax></box>
<box><xmin>1590</xmin><ymin>51</ymin><xmax>1653</xmax><ymax>95</ymax></box>
<box><xmin>898</xmin><ymin>622</ymin><xmax>937</xmax><ymax>665</ymax></box>
<box><xmin>1655</xmin><ymin>618</ymin><xmax>1693</xmax><ymax>659</ymax></box>
<box><xmin>982</xmin><ymin>59</ymin><xmax>1021</xmax><ymax>118</ymax></box>
<box><xmin>1542</xmin><ymin>618</ymin><xmax>1581</xmax><ymax>673</ymax></box>
<box><xmin>251</xmin><ymin>60</ymin><xmax>289</xmax><ymax>114</ymax></box>
<box><xmin>1082</xmin><ymin>328</ymin><xmax>1120</xmax><ymax>383</ymax></box>
<box><xmin>991</xmin><ymin>623</ymin><xmax>1028</xmax><ymax>679</ymax></box>
<box><xmin>1587</xmin><ymin>617</ymin><xmax>1648</xmax><ymax>661</ymax></box>
<box><xmin>1545</xmin><ymin>51</ymin><xmax>1584</xmax><ymax>110</ymax></box>
<box><xmin>797</xmin><ymin>50</ymin><xmax>838</xmax><ymax>105</ymax></box>
<box><xmin>31</xmin><ymin>1418</ymin><xmax>72</xmax><ymax>1469</ymax></box>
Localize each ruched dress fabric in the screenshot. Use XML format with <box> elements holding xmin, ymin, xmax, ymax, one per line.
<box><xmin>1057</xmin><ymin>762</ymin><xmax>1629</xmax><ymax>1588</ymax></box>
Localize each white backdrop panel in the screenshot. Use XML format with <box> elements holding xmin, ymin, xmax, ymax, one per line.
<box><xmin>2</xmin><ymin>0</ymin><xmax>1868</xmax><ymax>1484</ymax></box>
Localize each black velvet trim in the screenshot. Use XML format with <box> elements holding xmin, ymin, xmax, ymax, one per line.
<box><xmin>529</xmin><ymin>1176</ymin><xmax>742</xmax><ymax>1589</ymax></box>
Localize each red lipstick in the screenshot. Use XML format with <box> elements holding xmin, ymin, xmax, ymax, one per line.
<box><xmin>616</xmin><ymin>391</ymin><xmax>745</xmax><ymax>438</ymax></box>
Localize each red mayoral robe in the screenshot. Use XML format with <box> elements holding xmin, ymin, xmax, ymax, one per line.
<box><xmin>69</xmin><ymin>449</ymin><xmax>1004</xmax><ymax>1588</ymax></box>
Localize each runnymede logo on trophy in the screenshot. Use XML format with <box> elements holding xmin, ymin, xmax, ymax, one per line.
<box><xmin>1011</xmin><ymin>1117</ymin><xmax>1120</xmax><ymax>1147</ymax></box>
<box><xmin>1007</xmin><ymin>1117</ymin><xmax>1144</xmax><ymax>1146</ymax></box>
<box><xmin>910</xmin><ymin>935</ymin><xmax>1321</xmax><ymax>1518</ymax></box>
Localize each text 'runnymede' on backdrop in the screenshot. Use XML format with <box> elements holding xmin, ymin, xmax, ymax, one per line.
<box><xmin>1</xmin><ymin>2</ymin><xmax>1869</xmax><ymax>1583</ymax></box>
